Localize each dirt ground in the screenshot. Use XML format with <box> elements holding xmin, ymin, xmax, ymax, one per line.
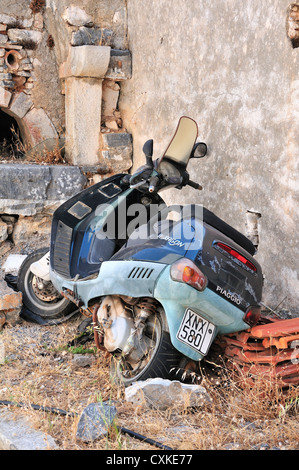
<box><xmin>0</xmin><ymin>312</ymin><xmax>299</xmax><ymax>451</ymax></box>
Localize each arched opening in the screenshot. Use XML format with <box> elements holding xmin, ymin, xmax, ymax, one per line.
<box><xmin>0</xmin><ymin>108</ymin><xmax>24</xmax><ymax>159</ymax></box>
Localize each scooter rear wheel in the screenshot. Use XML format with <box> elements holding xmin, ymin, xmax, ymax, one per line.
<box><xmin>110</xmin><ymin>313</ymin><xmax>182</xmax><ymax>386</ymax></box>
<box><xmin>17</xmin><ymin>247</ymin><xmax>76</xmax><ymax>319</ymax></box>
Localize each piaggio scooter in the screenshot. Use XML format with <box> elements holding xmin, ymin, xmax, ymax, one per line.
<box><xmin>17</xmin><ymin>116</ymin><xmax>270</xmax><ymax>385</ymax></box>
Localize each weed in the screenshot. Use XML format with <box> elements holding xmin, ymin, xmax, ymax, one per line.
<box><xmin>29</xmin><ymin>0</ymin><xmax>46</xmax><ymax>14</ymax></box>
<box><xmin>0</xmin><ymin>320</ymin><xmax>298</xmax><ymax>450</ymax></box>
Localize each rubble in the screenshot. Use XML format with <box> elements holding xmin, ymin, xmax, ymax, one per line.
<box><xmin>0</xmin><ymin>409</ymin><xmax>58</xmax><ymax>450</ymax></box>
<box><xmin>125</xmin><ymin>378</ymin><xmax>213</xmax><ymax>411</ymax></box>
<box><xmin>76</xmin><ymin>402</ymin><xmax>117</xmax><ymax>442</ymax></box>
<box><xmin>0</xmin><ymin>278</ymin><xmax>22</xmax><ymax>330</ymax></box>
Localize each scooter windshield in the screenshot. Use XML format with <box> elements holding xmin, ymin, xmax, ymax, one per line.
<box><xmin>156</xmin><ymin>116</ymin><xmax>198</xmax><ymax>169</ymax></box>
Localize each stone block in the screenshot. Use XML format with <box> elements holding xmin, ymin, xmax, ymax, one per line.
<box><xmin>12</xmin><ymin>215</ymin><xmax>52</xmax><ymax>245</ymax></box>
<box><xmin>0</xmin><ymin>409</ymin><xmax>58</xmax><ymax>450</ymax></box>
<box><xmin>125</xmin><ymin>378</ymin><xmax>212</xmax><ymax>411</ymax></box>
<box><xmin>105</xmin><ymin>50</ymin><xmax>132</xmax><ymax>81</ymax></box>
<box><xmin>0</xmin><ymin>164</ymin><xmax>51</xmax><ymax>201</ymax></box>
<box><xmin>0</xmin><ymin>220</ymin><xmax>8</xmax><ymax>242</ymax></box>
<box><xmin>101</xmin><ymin>132</ymin><xmax>133</xmax><ymax>172</ymax></box>
<box><xmin>2</xmin><ymin>254</ymin><xmax>27</xmax><ymax>276</ymax></box>
<box><xmin>0</xmin><ymin>164</ymin><xmax>87</xmax><ymax>215</ymax></box>
<box><xmin>62</xmin><ymin>7</ymin><xmax>93</xmax><ymax>27</ymax></box>
<box><xmin>102</xmin><ymin>132</ymin><xmax>132</xmax><ymax>149</ymax></box>
<box><xmin>0</xmin><ymin>279</ymin><xmax>22</xmax><ymax>311</ymax></box>
<box><xmin>21</xmin><ymin>107</ymin><xmax>58</xmax><ymax>147</ymax></box>
<box><xmin>7</xmin><ymin>29</ymin><xmax>42</xmax><ymax>46</ymax></box>
<box><xmin>71</xmin><ymin>27</ymin><xmax>112</xmax><ymax>47</ymax></box>
<box><xmin>76</xmin><ymin>402</ymin><xmax>117</xmax><ymax>442</ymax></box>
<box><xmin>64</xmin><ymin>76</ymin><xmax>103</xmax><ymax>165</ymax></box>
<box><xmin>0</xmin><ymin>14</ymin><xmax>17</xmax><ymax>26</ymax></box>
<box><xmin>59</xmin><ymin>45</ymin><xmax>111</xmax><ymax>79</ymax></box>
<box><xmin>0</xmin><ymin>85</ymin><xmax>11</xmax><ymax>108</ymax></box>
<box><xmin>8</xmin><ymin>91</ymin><xmax>33</xmax><ymax>118</ymax></box>
<box><xmin>102</xmin><ymin>80</ymin><xmax>120</xmax><ymax>118</ymax></box>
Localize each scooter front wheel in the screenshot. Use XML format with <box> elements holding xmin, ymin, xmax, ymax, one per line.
<box><xmin>17</xmin><ymin>247</ymin><xmax>76</xmax><ymax>319</ymax></box>
<box><xmin>110</xmin><ymin>313</ymin><xmax>182</xmax><ymax>386</ymax></box>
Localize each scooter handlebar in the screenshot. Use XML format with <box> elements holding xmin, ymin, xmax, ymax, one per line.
<box><xmin>148</xmin><ymin>175</ymin><xmax>160</xmax><ymax>193</ymax></box>
<box><xmin>186</xmin><ymin>179</ymin><xmax>203</xmax><ymax>190</ymax></box>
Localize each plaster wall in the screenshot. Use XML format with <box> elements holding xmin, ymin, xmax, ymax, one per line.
<box><xmin>120</xmin><ymin>0</ymin><xmax>299</xmax><ymax>312</ymax></box>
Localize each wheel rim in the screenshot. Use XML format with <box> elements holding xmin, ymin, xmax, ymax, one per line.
<box><xmin>24</xmin><ymin>269</ymin><xmax>67</xmax><ymax>312</ymax></box>
<box><xmin>115</xmin><ymin>315</ymin><xmax>162</xmax><ymax>382</ymax></box>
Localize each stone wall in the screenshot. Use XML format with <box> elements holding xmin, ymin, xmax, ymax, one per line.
<box><xmin>0</xmin><ymin>0</ymin><xmax>133</xmax><ymax>259</ymax></box>
<box><xmin>0</xmin><ymin>0</ymin><xmax>132</xmax><ymax>167</ymax></box>
<box><xmin>120</xmin><ymin>0</ymin><xmax>299</xmax><ymax>313</ymax></box>
<box><xmin>0</xmin><ymin>0</ymin><xmax>298</xmax><ymax>315</ymax></box>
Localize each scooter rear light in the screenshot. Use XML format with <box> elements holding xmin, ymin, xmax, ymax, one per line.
<box><xmin>170</xmin><ymin>258</ymin><xmax>207</xmax><ymax>291</ymax></box>
<box><xmin>216</xmin><ymin>242</ymin><xmax>257</xmax><ymax>272</ymax></box>
<box><xmin>243</xmin><ymin>306</ymin><xmax>261</xmax><ymax>327</ymax></box>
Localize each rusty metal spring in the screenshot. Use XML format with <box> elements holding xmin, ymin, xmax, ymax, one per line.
<box><xmin>135</xmin><ymin>297</ymin><xmax>159</xmax><ymax>316</ymax></box>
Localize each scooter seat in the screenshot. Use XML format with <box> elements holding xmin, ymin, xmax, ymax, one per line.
<box><xmin>202</xmin><ymin>207</ymin><xmax>256</xmax><ymax>256</ymax></box>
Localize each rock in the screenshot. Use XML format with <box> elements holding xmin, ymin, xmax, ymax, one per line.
<box><xmin>105</xmin><ymin>50</ymin><xmax>132</xmax><ymax>81</ymax></box>
<box><xmin>0</xmin><ymin>164</ymin><xmax>87</xmax><ymax>216</ymax></box>
<box><xmin>12</xmin><ymin>215</ymin><xmax>52</xmax><ymax>245</ymax></box>
<box><xmin>7</xmin><ymin>29</ymin><xmax>43</xmax><ymax>46</ymax></box>
<box><xmin>0</xmin><ymin>241</ymin><xmax>13</xmax><ymax>258</ymax></box>
<box><xmin>0</xmin><ymin>279</ymin><xmax>22</xmax><ymax>312</ymax></box>
<box><xmin>0</xmin><ymin>279</ymin><xmax>22</xmax><ymax>330</ymax></box>
<box><xmin>3</xmin><ymin>308</ymin><xmax>20</xmax><ymax>328</ymax></box>
<box><xmin>62</xmin><ymin>7</ymin><xmax>93</xmax><ymax>27</ymax></box>
<box><xmin>59</xmin><ymin>45</ymin><xmax>111</xmax><ymax>79</ymax></box>
<box><xmin>76</xmin><ymin>402</ymin><xmax>117</xmax><ymax>442</ymax></box>
<box><xmin>101</xmin><ymin>132</ymin><xmax>133</xmax><ymax>172</ymax></box>
<box><xmin>2</xmin><ymin>254</ymin><xmax>27</xmax><ymax>276</ymax></box>
<box><xmin>0</xmin><ymin>409</ymin><xmax>58</xmax><ymax>450</ymax></box>
<box><xmin>0</xmin><ymin>85</ymin><xmax>12</xmax><ymax>108</ymax></box>
<box><xmin>102</xmin><ymin>80</ymin><xmax>120</xmax><ymax>119</ymax></box>
<box><xmin>0</xmin><ymin>220</ymin><xmax>8</xmax><ymax>242</ymax></box>
<box><xmin>22</xmin><ymin>107</ymin><xmax>58</xmax><ymax>147</ymax></box>
<box><xmin>0</xmin><ymin>336</ymin><xmax>5</xmax><ymax>364</ymax></box>
<box><xmin>8</xmin><ymin>92</ymin><xmax>33</xmax><ymax>119</ymax></box>
<box><xmin>125</xmin><ymin>378</ymin><xmax>213</xmax><ymax>411</ymax></box>
<box><xmin>71</xmin><ymin>354</ymin><xmax>95</xmax><ymax>370</ymax></box>
<box><xmin>71</xmin><ymin>27</ymin><xmax>113</xmax><ymax>47</ymax></box>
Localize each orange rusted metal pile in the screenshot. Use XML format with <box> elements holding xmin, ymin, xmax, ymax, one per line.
<box><xmin>220</xmin><ymin>316</ymin><xmax>299</xmax><ymax>388</ymax></box>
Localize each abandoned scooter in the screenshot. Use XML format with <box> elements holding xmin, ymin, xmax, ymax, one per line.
<box><xmin>18</xmin><ymin>117</ymin><xmax>299</xmax><ymax>387</ymax></box>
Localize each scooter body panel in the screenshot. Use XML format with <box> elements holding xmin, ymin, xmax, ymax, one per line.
<box><xmin>50</xmin><ymin>208</ymin><xmax>261</xmax><ymax>362</ymax></box>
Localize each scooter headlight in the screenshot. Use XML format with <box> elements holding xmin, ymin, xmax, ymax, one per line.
<box><xmin>170</xmin><ymin>258</ymin><xmax>207</xmax><ymax>291</ymax></box>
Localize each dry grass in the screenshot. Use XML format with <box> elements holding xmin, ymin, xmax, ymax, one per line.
<box><xmin>0</xmin><ymin>127</ymin><xmax>66</xmax><ymax>165</ymax></box>
<box><xmin>0</xmin><ymin>317</ymin><xmax>298</xmax><ymax>451</ymax></box>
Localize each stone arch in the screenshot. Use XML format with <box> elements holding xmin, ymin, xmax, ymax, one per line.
<box><xmin>0</xmin><ymin>87</ymin><xmax>58</xmax><ymax>154</ymax></box>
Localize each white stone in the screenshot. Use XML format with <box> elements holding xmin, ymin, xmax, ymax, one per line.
<box><xmin>2</xmin><ymin>254</ymin><xmax>27</xmax><ymax>276</ymax></box>
<box><xmin>64</xmin><ymin>77</ymin><xmax>103</xmax><ymax>165</ymax></box>
<box><xmin>102</xmin><ymin>80</ymin><xmax>120</xmax><ymax>118</ymax></box>
<box><xmin>7</xmin><ymin>29</ymin><xmax>43</xmax><ymax>45</ymax></box>
<box><xmin>0</xmin><ymin>410</ymin><xmax>57</xmax><ymax>450</ymax></box>
<box><xmin>59</xmin><ymin>45</ymin><xmax>111</xmax><ymax>79</ymax></box>
<box><xmin>62</xmin><ymin>6</ymin><xmax>93</xmax><ymax>27</ymax></box>
<box><xmin>125</xmin><ymin>378</ymin><xmax>212</xmax><ymax>410</ymax></box>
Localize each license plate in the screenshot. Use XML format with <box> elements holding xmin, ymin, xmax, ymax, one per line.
<box><xmin>176</xmin><ymin>309</ymin><xmax>216</xmax><ymax>355</ymax></box>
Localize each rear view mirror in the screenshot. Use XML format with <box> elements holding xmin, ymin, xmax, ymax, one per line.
<box><xmin>142</xmin><ymin>139</ymin><xmax>154</xmax><ymax>167</ymax></box>
<box><xmin>143</xmin><ymin>139</ymin><xmax>153</xmax><ymax>157</ymax></box>
<box><xmin>191</xmin><ymin>142</ymin><xmax>207</xmax><ymax>158</ymax></box>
